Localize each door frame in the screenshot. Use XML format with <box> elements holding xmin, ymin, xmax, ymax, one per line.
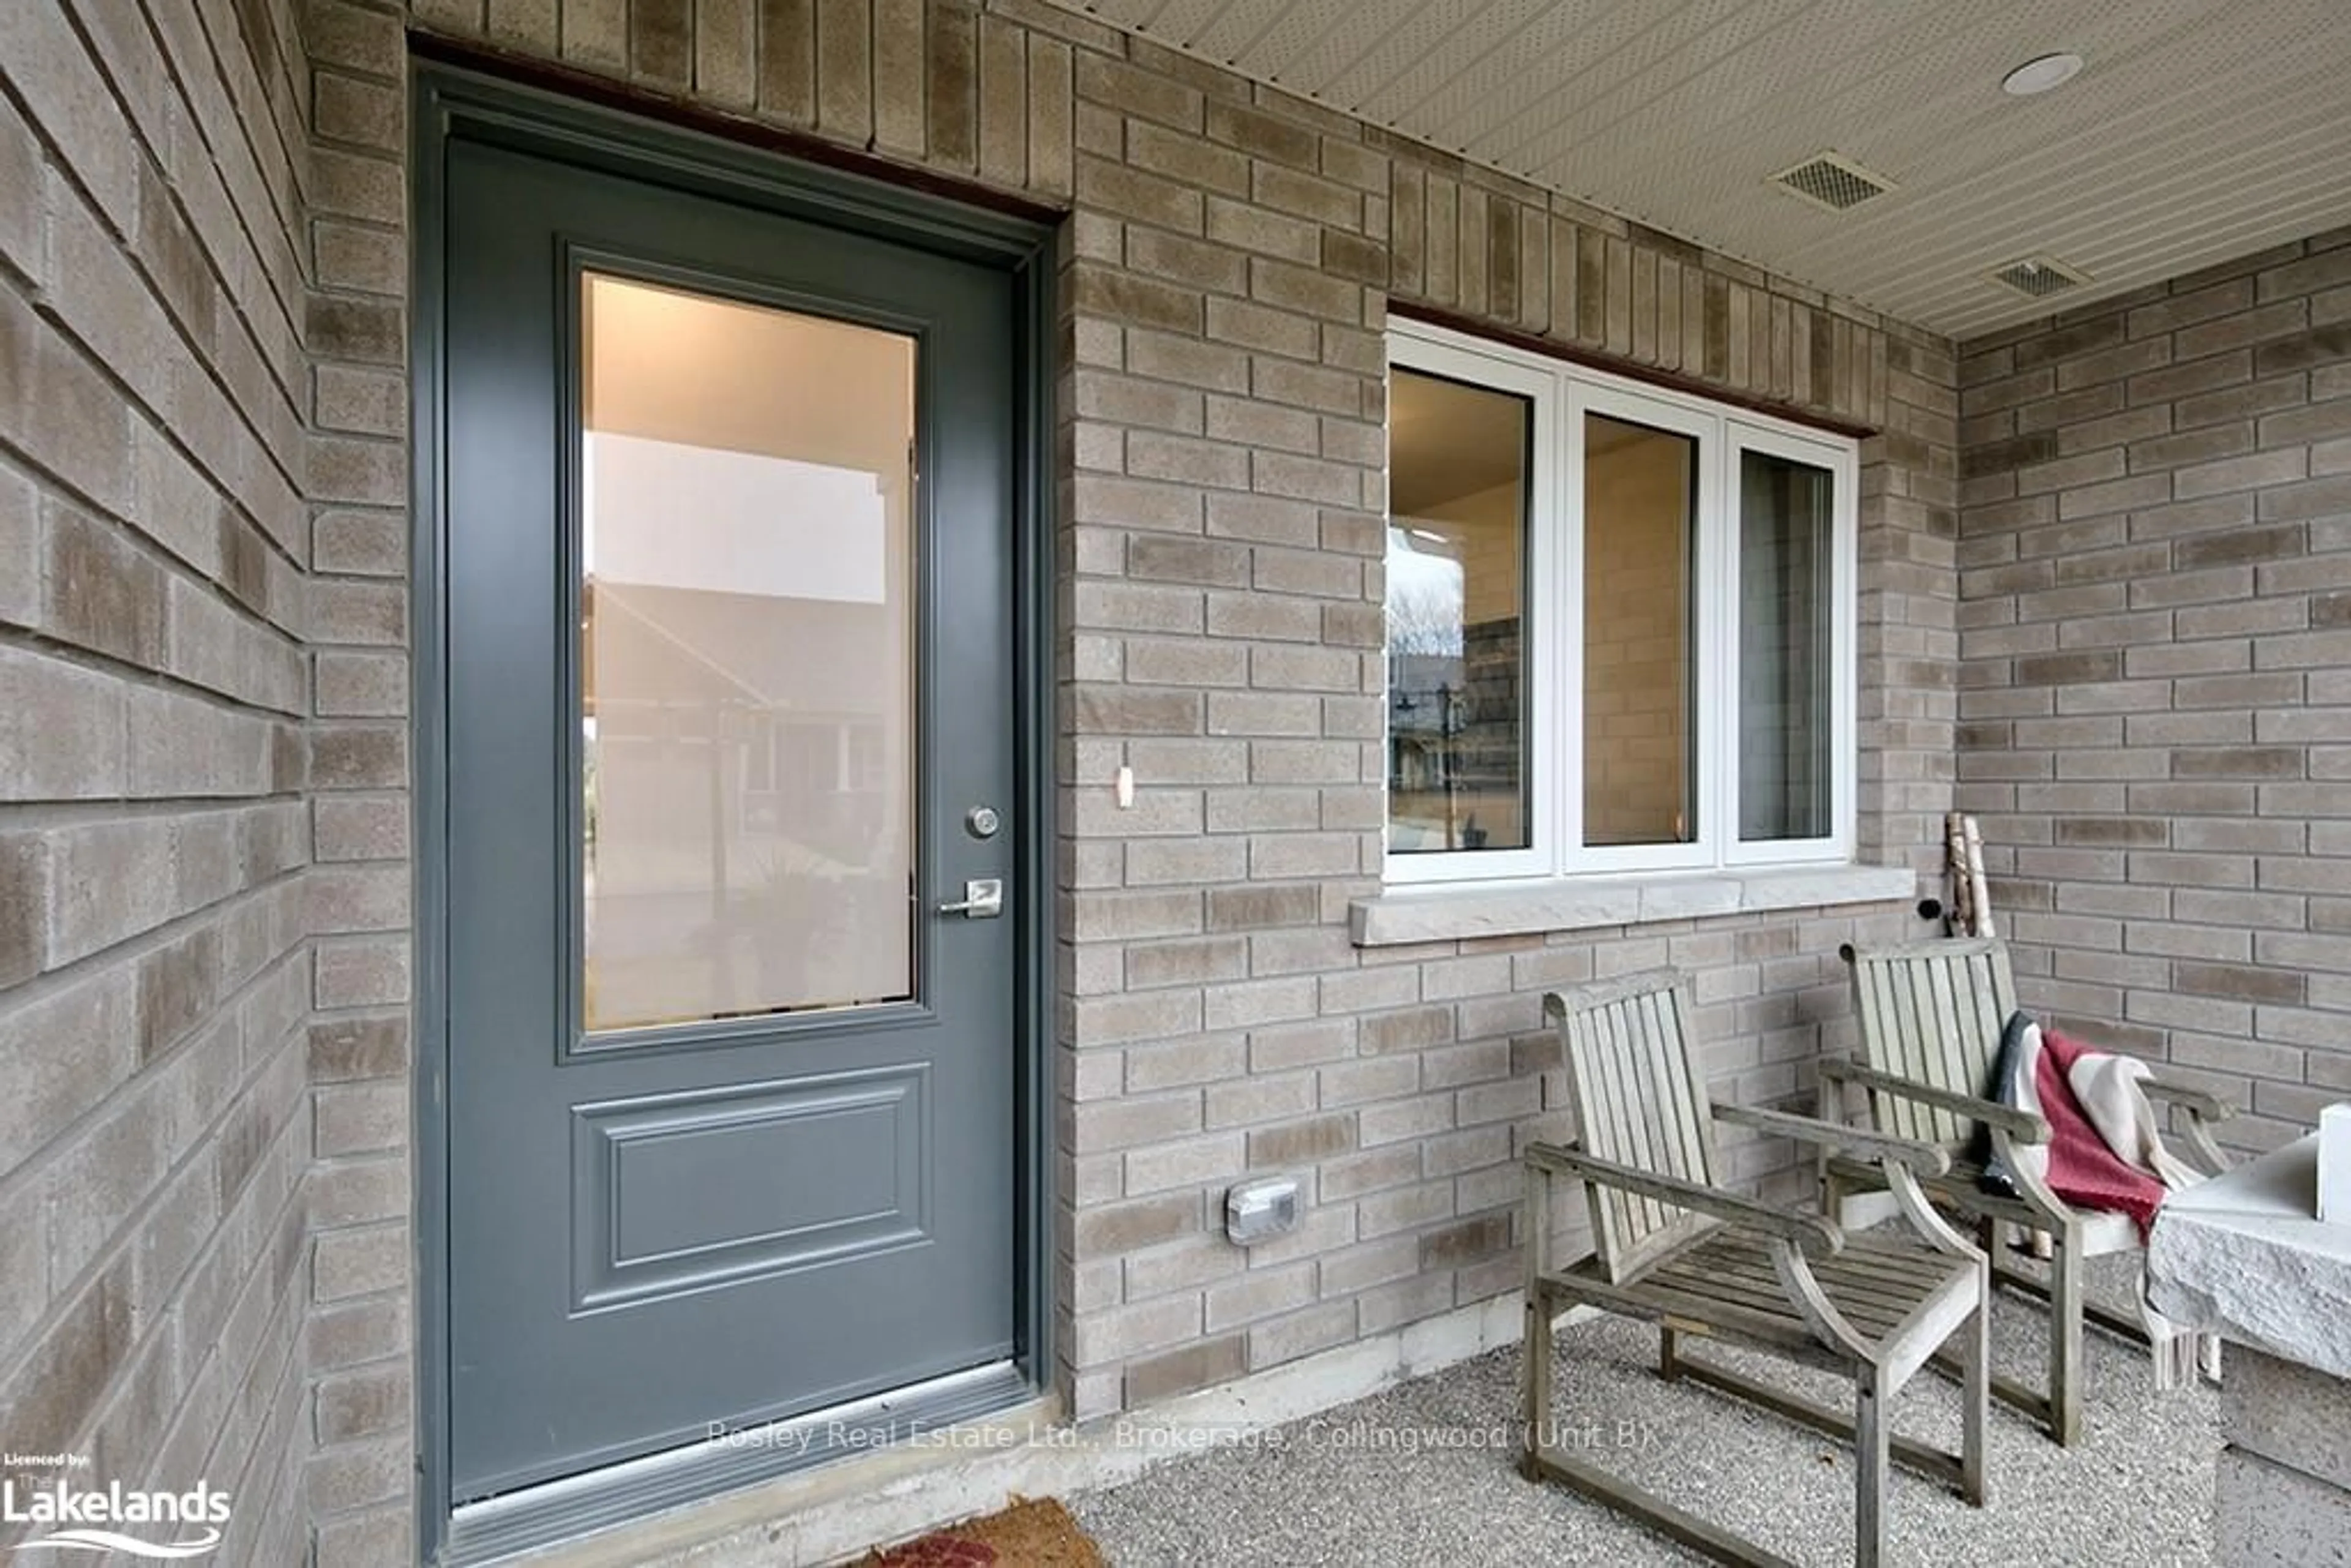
<box><xmin>409</xmin><ymin>58</ymin><xmax>1059</xmax><ymax>1565</ymax></box>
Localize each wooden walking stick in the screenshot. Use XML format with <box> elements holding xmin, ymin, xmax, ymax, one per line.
<box><xmin>1947</xmin><ymin>814</ymin><xmax>2044</xmax><ymax>1255</ymax></box>
<box><xmin>1963</xmin><ymin>814</ymin><xmax>1995</xmax><ymax>941</ymax></box>
<box><xmin>1944</xmin><ymin>811</ymin><xmax>1997</xmax><ymax>940</ymax></box>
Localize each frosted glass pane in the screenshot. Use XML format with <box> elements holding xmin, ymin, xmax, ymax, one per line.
<box><xmin>580</xmin><ymin>274</ymin><xmax>915</xmax><ymax>1032</ymax></box>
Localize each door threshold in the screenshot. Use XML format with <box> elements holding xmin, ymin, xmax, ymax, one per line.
<box><xmin>443</xmin><ymin>1362</ymin><xmax>1037</xmax><ymax>1566</ymax></box>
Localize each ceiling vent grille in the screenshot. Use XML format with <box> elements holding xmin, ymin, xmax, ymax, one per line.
<box><xmin>1991</xmin><ymin>255</ymin><xmax>2093</xmax><ymax>298</ymax></box>
<box><xmin>1768</xmin><ymin>151</ymin><xmax>1896</xmax><ymax>212</ymax></box>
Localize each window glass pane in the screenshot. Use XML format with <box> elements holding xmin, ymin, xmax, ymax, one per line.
<box><xmin>581</xmin><ymin>273</ymin><xmax>916</xmax><ymax>1031</ymax></box>
<box><xmin>1583</xmin><ymin>413</ymin><xmax>1697</xmax><ymax>848</ymax></box>
<box><xmin>1739</xmin><ymin>449</ymin><xmax>1835</xmax><ymax>841</ymax></box>
<box><xmin>1385</xmin><ymin>367</ymin><xmax>1531</xmax><ymax>856</ymax></box>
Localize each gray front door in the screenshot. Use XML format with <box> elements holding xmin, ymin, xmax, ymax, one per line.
<box><xmin>441</xmin><ymin>133</ymin><xmax>1020</xmax><ymax>1502</ymax></box>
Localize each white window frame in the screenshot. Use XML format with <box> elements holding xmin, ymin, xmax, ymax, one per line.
<box><xmin>1722</xmin><ymin>418</ymin><xmax>1859</xmax><ymax>868</ymax></box>
<box><xmin>1565</xmin><ymin>379</ymin><xmax>1722</xmax><ymax>877</ymax></box>
<box><xmin>1384</xmin><ymin>317</ymin><xmax>1858</xmax><ymax>886</ymax></box>
<box><xmin>1381</xmin><ymin>332</ymin><xmax>1559</xmax><ymax>885</ymax></box>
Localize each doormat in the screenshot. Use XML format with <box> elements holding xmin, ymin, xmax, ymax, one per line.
<box><xmin>861</xmin><ymin>1496</ymin><xmax>1104</xmax><ymax>1567</ymax></box>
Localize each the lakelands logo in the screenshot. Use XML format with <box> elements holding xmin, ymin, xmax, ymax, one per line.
<box><xmin>2</xmin><ymin>1457</ymin><xmax>228</xmax><ymax>1559</ymax></box>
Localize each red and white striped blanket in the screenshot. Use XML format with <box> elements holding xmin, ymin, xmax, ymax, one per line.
<box><xmin>1980</xmin><ymin>1013</ymin><xmax>2221</xmax><ymax>1389</ymax></box>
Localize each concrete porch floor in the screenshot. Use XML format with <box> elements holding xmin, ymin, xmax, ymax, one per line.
<box><xmin>1072</xmin><ymin>1255</ymin><xmax>2219</xmax><ymax>1566</ymax></box>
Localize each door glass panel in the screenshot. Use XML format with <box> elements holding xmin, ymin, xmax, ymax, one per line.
<box><xmin>1583</xmin><ymin>413</ymin><xmax>1697</xmax><ymax>848</ymax></box>
<box><xmin>1385</xmin><ymin>367</ymin><xmax>1532</xmax><ymax>855</ymax></box>
<box><xmin>580</xmin><ymin>273</ymin><xmax>916</xmax><ymax>1032</ymax></box>
<box><xmin>1739</xmin><ymin>448</ymin><xmax>1835</xmax><ymax>841</ymax></box>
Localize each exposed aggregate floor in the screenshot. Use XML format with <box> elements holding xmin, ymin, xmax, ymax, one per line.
<box><xmin>1073</xmin><ymin>1253</ymin><xmax>2219</xmax><ymax>1567</ymax></box>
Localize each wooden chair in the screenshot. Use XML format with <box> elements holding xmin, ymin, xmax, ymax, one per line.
<box><xmin>1821</xmin><ymin>936</ymin><xmax>2234</xmax><ymax>1446</ymax></box>
<box><xmin>1523</xmin><ymin>970</ymin><xmax>1989</xmax><ymax>1568</ymax></box>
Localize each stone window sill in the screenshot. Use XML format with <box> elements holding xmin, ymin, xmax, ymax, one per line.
<box><xmin>1348</xmin><ymin>864</ymin><xmax>1916</xmax><ymax>948</ymax></box>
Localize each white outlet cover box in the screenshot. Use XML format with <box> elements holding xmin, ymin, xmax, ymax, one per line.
<box><xmin>2321</xmin><ymin>1103</ymin><xmax>2351</xmax><ymax>1226</ymax></box>
<box><xmin>1226</xmin><ymin>1177</ymin><xmax>1299</xmax><ymax>1245</ymax></box>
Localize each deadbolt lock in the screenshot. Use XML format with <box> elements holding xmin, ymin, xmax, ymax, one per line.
<box><xmin>965</xmin><ymin>805</ymin><xmax>1002</xmax><ymax>839</ymax></box>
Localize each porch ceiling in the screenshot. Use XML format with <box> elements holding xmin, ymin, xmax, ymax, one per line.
<box><xmin>1049</xmin><ymin>0</ymin><xmax>2351</xmax><ymax>340</ymax></box>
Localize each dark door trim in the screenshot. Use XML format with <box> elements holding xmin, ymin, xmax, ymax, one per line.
<box><xmin>410</xmin><ymin>60</ymin><xmax>1057</xmax><ymax>1566</ymax></box>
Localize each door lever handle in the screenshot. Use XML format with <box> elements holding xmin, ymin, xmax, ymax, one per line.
<box><xmin>938</xmin><ymin>877</ymin><xmax>1004</xmax><ymax>918</ymax></box>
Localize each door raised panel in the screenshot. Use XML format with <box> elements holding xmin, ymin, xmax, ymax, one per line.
<box><xmin>571</xmin><ymin>1066</ymin><xmax>932</xmax><ymax>1312</ymax></box>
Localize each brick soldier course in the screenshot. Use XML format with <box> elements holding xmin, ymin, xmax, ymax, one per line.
<box><xmin>0</xmin><ymin>0</ymin><xmax>2341</xmax><ymax>1562</ymax></box>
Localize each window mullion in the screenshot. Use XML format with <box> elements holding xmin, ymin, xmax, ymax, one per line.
<box><xmin>1554</xmin><ymin>380</ymin><xmax>1583</xmax><ymax>877</ymax></box>
<box><xmin>1709</xmin><ymin>419</ymin><xmax>1736</xmax><ymax>872</ymax></box>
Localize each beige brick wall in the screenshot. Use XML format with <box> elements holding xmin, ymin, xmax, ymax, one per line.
<box><xmin>0</xmin><ymin>0</ymin><xmax>319</xmax><ymax>1559</ymax></box>
<box><xmin>1957</xmin><ymin>231</ymin><xmax>2351</xmax><ymax>1156</ymax></box>
<box><xmin>3</xmin><ymin>0</ymin><xmax>1967</xmax><ymax>1560</ymax></box>
<box><xmin>303</xmin><ymin>1</ymin><xmax>417</xmax><ymax>1561</ymax></box>
<box><xmin>356</xmin><ymin>0</ymin><xmax>1954</xmax><ymax>1501</ymax></box>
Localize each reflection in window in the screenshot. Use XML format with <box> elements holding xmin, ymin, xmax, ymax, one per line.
<box><xmin>580</xmin><ymin>274</ymin><xmax>915</xmax><ymax>1032</ymax></box>
<box><xmin>1583</xmin><ymin>413</ymin><xmax>1697</xmax><ymax>849</ymax></box>
<box><xmin>1385</xmin><ymin>368</ymin><xmax>1531</xmax><ymax>855</ymax></box>
<box><xmin>1739</xmin><ymin>451</ymin><xmax>1834</xmax><ymax>841</ymax></box>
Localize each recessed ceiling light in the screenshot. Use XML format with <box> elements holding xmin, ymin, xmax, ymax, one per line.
<box><xmin>2002</xmin><ymin>53</ymin><xmax>2085</xmax><ymax>96</ymax></box>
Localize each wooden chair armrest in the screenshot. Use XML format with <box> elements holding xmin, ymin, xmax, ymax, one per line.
<box><xmin>2143</xmin><ymin>1078</ymin><xmax>2235</xmax><ymax>1175</ymax></box>
<box><xmin>1524</xmin><ymin>1140</ymin><xmax>1843</xmax><ymax>1256</ymax></box>
<box><xmin>1820</xmin><ymin>1059</ymin><xmax>2052</xmax><ymax>1144</ymax></box>
<box><xmin>1712</xmin><ymin>1102</ymin><xmax>1952</xmax><ymax>1177</ymax></box>
<box><xmin>2142</xmin><ymin>1078</ymin><xmax>2233</xmax><ymax>1122</ymax></box>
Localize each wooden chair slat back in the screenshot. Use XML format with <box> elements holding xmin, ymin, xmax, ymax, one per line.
<box><xmin>1547</xmin><ymin>969</ymin><xmax>1717</xmax><ymax>1281</ymax></box>
<box><xmin>1846</xmin><ymin>937</ymin><xmax>2019</xmax><ymax>1146</ymax></box>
